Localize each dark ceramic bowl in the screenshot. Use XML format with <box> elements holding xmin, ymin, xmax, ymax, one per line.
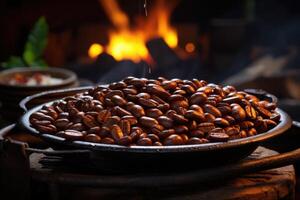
<box><xmin>0</xmin><ymin>67</ymin><xmax>78</xmax><ymax>121</ymax></box>
<box><xmin>19</xmin><ymin>87</ymin><xmax>293</xmax><ymax>171</ymax></box>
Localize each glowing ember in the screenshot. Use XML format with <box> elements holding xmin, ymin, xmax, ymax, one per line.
<box><xmin>88</xmin><ymin>43</ymin><xmax>104</xmax><ymax>59</ymax></box>
<box><xmin>90</xmin><ymin>0</ymin><xmax>179</xmax><ymax>62</ymax></box>
<box><xmin>185</xmin><ymin>42</ymin><xmax>195</xmax><ymax>53</ymax></box>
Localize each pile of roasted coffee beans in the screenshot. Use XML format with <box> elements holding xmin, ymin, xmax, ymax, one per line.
<box><xmin>30</xmin><ymin>77</ymin><xmax>280</xmax><ymax>146</ymax></box>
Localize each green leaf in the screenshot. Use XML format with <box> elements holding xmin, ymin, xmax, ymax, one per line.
<box><xmin>30</xmin><ymin>59</ymin><xmax>48</xmax><ymax>68</ymax></box>
<box><xmin>23</xmin><ymin>16</ymin><xmax>48</xmax><ymax>67</ymax></box>
<box><xmin>2</xmin><ymin>56</ymin><xmax>26</xmax><ymax>68</ymax></box>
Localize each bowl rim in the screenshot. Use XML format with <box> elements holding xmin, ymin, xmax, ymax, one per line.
<box><xmin>21</xmin><ymin>102</ymin><xmax>292</xmax><ymax>153</ymax></box>
<box><xmin>0</xmin><ymin>67</ymin><xmax>77</xmax><ymax>88</ymax></box>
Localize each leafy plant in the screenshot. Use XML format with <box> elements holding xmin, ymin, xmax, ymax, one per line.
<box><xmin>2</xmin><ymin>16</ymin><xmax>49</xmax><ymax>68</ymax></box>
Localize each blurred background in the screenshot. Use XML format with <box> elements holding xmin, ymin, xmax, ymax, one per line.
<box><xmin>1</xmin><ymin>0</ymin><xmax>300</xmax><ymax>119</ymax></box>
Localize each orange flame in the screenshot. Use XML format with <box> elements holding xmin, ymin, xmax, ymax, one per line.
<box><xmin>90</xmin><ymin>0</ymin><xmax>179</xmax><ymax>62</ymax></box>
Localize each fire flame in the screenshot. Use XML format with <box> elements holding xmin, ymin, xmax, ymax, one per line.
<box><xmin>91</xmin><ymin>0</ymin><xmax>179</xmax><ymax>62</ymax></box>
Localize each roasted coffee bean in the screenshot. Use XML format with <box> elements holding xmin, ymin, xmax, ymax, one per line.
<box><xmin>62</xmin><ymin>130</ymin><xmax>85</xmax><ymax>140</ymax></box>
<box><xmin>174</xmin><ymin>125</ymin><xmax>189</xmax><ymax>134</ymax></box>
<box><xmin>225</xmin><ymin>126</ymin><xmax>240</xmax><ymax>136</ymax></box>
<box><xmin>239</xmin><ymin>130</ymin><xmax>247</xmax><ymax>138</ymax></box>
<box><xmin>97</xmin><ymin>109</ymin><xmax>111</xmax><ymax>124</ymax></box>
<box><xmin>121</xmin><ymin>115</ymin><xmax>138</xmax><ymax>125</ymax></box>
<box><xmin>109</xmin><ymin>81</ymin><xmax>127</xmax><ymax>90</ymax></box>
<box><xmin>157</xmin><ymin>103</ymin><xmax>170</xmax><ymax>112</ymax></box>
<box><xmin>147</xmin><ymin>79</ymin><xmax>162</xmax><ymax>85</ymax></box>
<box><xmin>126</xmin><ymin>94</ymin><xmax>138</xmax><ymax>102</ymax></box>
<box><xmin>54</xmin><ymin>118</ymin><xmax>69</xmax><ymax>129</ymax></box>
<box><xmin>130</xmin><ymin>131</ymin><xmax>140</xmax><ymax>142</ymax></box>
<box><xmin>183</xmin><ymin>80</ymin><xmax>197</xmax><ymax>89</ymax></box>
<box><xmin>153</xmin><ymin>141</ymin><xmax>163</xmax><ymax>146</ymax></box>
<box><xmin>35</xmin><ymin>124</ymin><xmax>57</xmax><ymax>133</ymax></box>
<box><xmin>139</xmin><ymin>116</ymin><xmax>159</xmax><ymax>127</ymax></box>
<box><xmin>239</xmin><ymin>121</ymin><xmax>254</xmax><ymax>130</ymax></box>
<box><xmin>157</xmin><ymin>116</ymin><xmax>174</xmax><ymax>128</ymax></box>
<box><xmin>157</xmin><ymin>129</ymin><xmax>176</xmax><ymax>139</ymax></box>
<box><xmin>105</xmin><ymin>90</ymin><xmax>124</xmax><ymax>99</ymax></box>
<box><xmin>104</xmin><ymin>116</ymin><xmax>121</xmax><ymax>128</ymax></box>
<box><xmin>217</xmin><ymin>105</ymin><xmax>231</xmax><ymax>115</ymax></box>
<box><xmin>208</xmin><ymin>128</ymin><xmax>229</xmax><ymax>142</ymax></box>
<box><xmin>136</xmin><ymin>92</ymin><xmax>151</xmax><ymax>99</ymax></box>
<box><xmin>120</xmin><ymin>120</ymin><xmax>131</xmax><ymax>135</ymax></box>
<box><xmin>117</xmin><ymin>136</ymin><xmax>132</xmax><ymax>146</ymax></box>
<box><xmin>203</xmin><ymin>104</ymin><xmax>222</xmax><ymax>117</ymax></box>
<box><xmin>87</xmin><ymin>126</ymin><xmax>101</xmax><ymax>135</ymax></box>
<box><xmin>111</xmin><ymin>95</ymin><xmax>127</xmax><ymax>106</ymax></box>
<box><xmin>146</xmin><ymin>84</ymin><xmax>171</xmax><ymax>99</ymax></box>
<box><xmin>255</xmin><ymin>106</ymin><xmax>272</xmax><ymax>118</ymax></box>
<box><xmin>187</xmin><ymin>137</ymin><xmax>209</xmax><ymax>144</ymax></box>
<box><xmin>58</xmin><ymin>112</ymin><xmax>69</xmax><ymax>119</ymax></box>
<box><xmin>31</xmin><ymin>112</ymin><xmax>54</xmax><ymax>122</ymax></box>
<box><xmin>45</xmin><ymin>107</ymin><xmax>58</xmax><ymax>120</ymax></box>
<box><xmin>146</xmin><ymin>108</ymin><xmax>163</xmax><ymax>118</ymax></box>
<box><xmin>204</xmin><ymin>113</ymin><xmax>216</xmax><ymax>123</ymax></box>
<box><xmin>185</xmin><ymin>110</ymin><xmax>205</xmax><ymax>122</ymax></box>
<box><xmin>162</xmin><ymin>80</ymin><xmax>177</xmax><ymax>90</ymax></box>
<box><xmin>128</xmin><ymin>78</ymin><xmax>146</xmax><ymax>88</ymax></box>
<box><xmin>127</xmin><ymin>104</ymin><xmax>145</xmax><ymax>118</ymax></box>
<box><xmin>169</xmin><ymin>94</ymin><xmax>186</xmax><ymax>102</ymax></box>
<box><xmin>223</xmin><ymin>115</ymin><xmax>235</xmax><ymax>125</ymax></box>
<box><xmin>188</xmin><ymin>120</ymin><xmax>197</xmax><ymax>130</ymax></box>
<box><xmin>171</xmin><ymin>100</ymin><xmax>189</xmax><ymax>110</ymax></box>
<box><xmin>192</xmin><ymin>79</ymin><xmax>203</xmax><ymax>88</ymax></box>
<box><xmin>245</xmin><ymin>105</ymin><xmax>257</xmax><ymax>119</ymax></box>
<box><xmin>69</xmin><ymin>123</ymin><xmax>85</xmax><ymax>131</ymax></box>
<box><xmin>176</xmin><ymin>107</ymin><xmax>187</xmax><ymax>115</ymax></box>
<box><xmin>85</xmin><ymin>134</ymin><xmax>101</xmax><ymax>143</ymax></box>
<box><xmin>164</xmin><ymin>134</ymin><xmax>184</xmax><ymax>145</ymax></box>
<box><xmin>82</xmin><ymin>115</ymin><xmax>98</xmax><ymax>128</ymax></box>
<box><xmin>223</xmin><ymin>85</ymin><xmax>236</xmax><ymax>94</ymax></box>
<box><xmin>254</xmin><ymin>117</ymin><xmax>268</xmax><ymax>132</ymax></box>
<box><xmin>96</xmin><ymin>126</ymin><xmax>110</xmax><ymax>138</ymax></box>
<box><xmin>151</xmin><ymin>124</ymin><xmax>165</xmax><ymax>134</ymax></box>
<box><xmin>222</xmin><ymin>96</ymin><xmax>241</xmax><ymax>104</ymax></box>
<box><xmin>245</xmin><ymin>94</ymin><xmax>259</xmax><ymax>102</ymax></box>
<box><xmin>265</xmin><ymin>102</ymin><xmax>277</xmax><ymax>110</ymax></box>
<box><xmin>209</xmin><ymin>95</ymin><xmax>222</xmax><ymax>103</ymax></box>
<box><xmin>197</xmin><ymin>122</ymin><xmax>215</xmax><ymax>133</ymax></box>
<box><xmin>191</xmin><ymin>130</ymin><xmax>205</xmax><ymax>138</ymax></box>
<box><xmin>148</xmin><ymin>134</ymin><xmax>160</xmax><ymax>143</ymax></box>
<box><xmin>114</xmin><ymin>106</ymin><xmax>132</xmax><ymax>116</ymax></box>
<box><xmin>169</xmin><ymin>113</ymin><xmax>188</xmax><ymax>124</ymax></box>
<box><xmin>180</xmin><ymin>134</ymin><xmax>189</xmax><ymax>143</ymax></box>
<box><xmin>101</xmin><ymin>137</ymin><xmax>115</xmax><ymax>144</ymax></box>
<box><xmin>123</xmin><ymin>88</ymin><xmax>138</xmax><ymax>95</ymax></box>
<box><xmin>138</xmin><ymin>98</ymin><xmax>159</xmax><ymax>108</ymax></box>
<box><xmin>264</xmin><ymin>119</ymin><xmax>277</xmax><ymax>129</ymax></box>
<box><xmin>173</xmin><ymin>89</ymin><xmax>186</xmax><ymax>95</ymax></box>
<box><xmin>247</xmin><ymin>128</ymin><xmax>257</xmax><ymax>136</ymax></box>
<box><xmin>231</xmin><ymin>105</ymin><xmax>246</xmax><ymax>121</ymax></box>
<box><xmin>197</xmin><ymin>86</ymin><xmax>214</xmax><ymax>94</ymax></box>
<box><xmin>151</xmin><ymin>95</ymin><xmax>166</xmax><ymax>104</ymax></box>
<box><xmin>137</xmin><ymin>137</ymin><xmax>152</xmax><ymax>146</ymax></box>
<box><xmin>190</xmin><ymin>105</ymin><xmax>204</xmax><ymax>113</ymax></box>
<box><xmin>270</xmin><ymin>112</ymin><xmax>281</xmax><ymax>122</ymax></box>
<box><xmin>111</xmin><ymin>124</ymin><xmax>124</xmax><ymax>140</ymax></box>
<box><xmin>181</xmin><ymin>85</ymin><xmax>195</xmax><ymax>94</ymax></box>
<box><xmin>214</xmin><ymin>118</ymin><xmax>230</xmax><ymax>127</ymax></box>
<box><xmin>33</xmin><ymin>120</ymin><xmax>52</xmax><ymax>126</ymax></box>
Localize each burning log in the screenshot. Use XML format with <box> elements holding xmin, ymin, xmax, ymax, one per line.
<box><xmin>146</xmin><ymin>37</ymin><xmax>180</xmax><ymax>67</ymax></box>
